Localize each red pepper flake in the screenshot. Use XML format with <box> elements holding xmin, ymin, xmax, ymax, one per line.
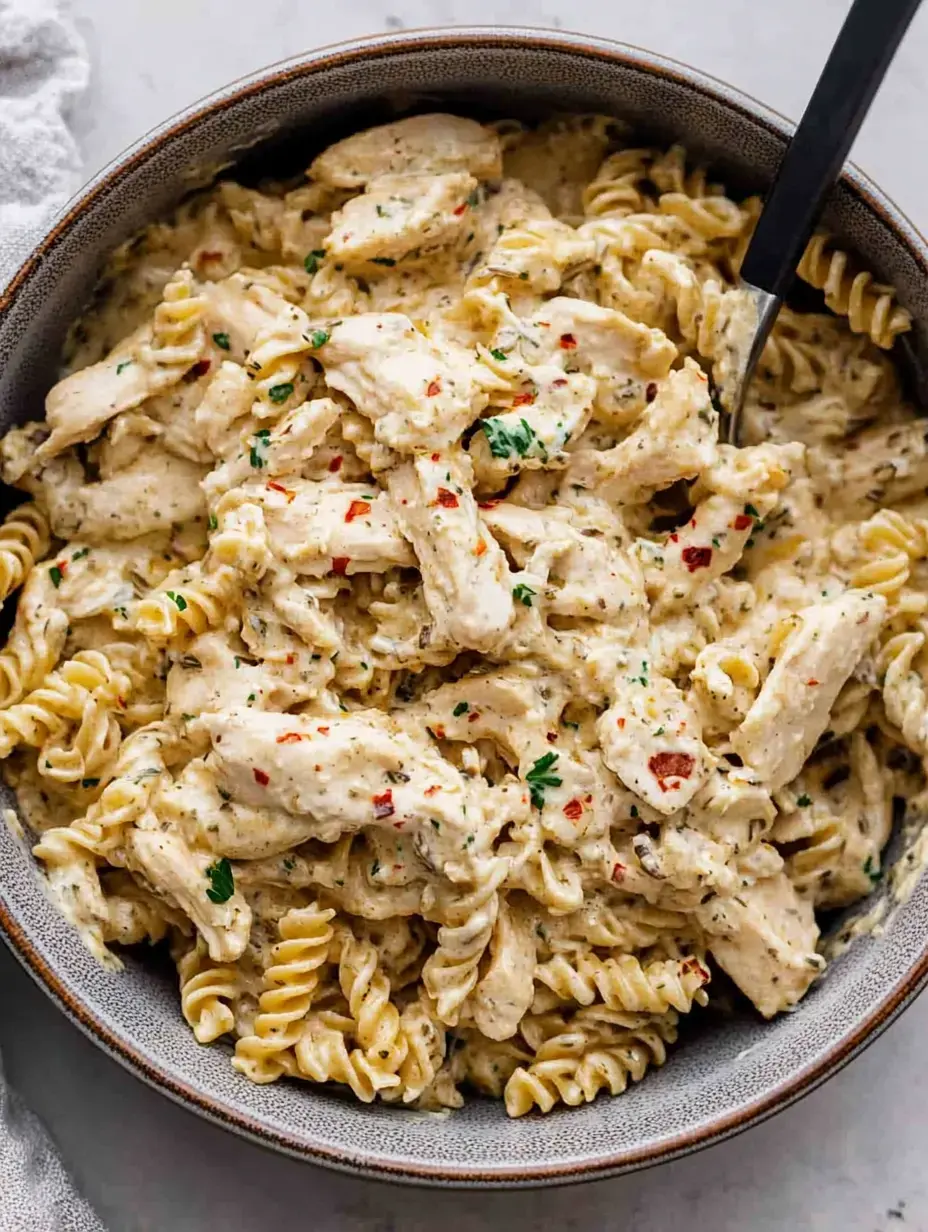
<box><xmin>286</xmin><ymin>653</ymin><xmax>295</xmax><ymax>665</ymax></box>
<box><xmin>648</xmin><ymin>752</ymin><xmax>695</xmax><ymax>784</ymax></box>
<box><xmin>563</xmin><ymin>798</ymin><xmax>583</xmax><ymax>821</ymax></box>
<box><xmin>473</xmin><ymin>538</ymin><xmax>487</xmax><ymax>557</ymax></box>
<box><xmin>328</xmin><ymin>455</ymin><xmax>343</xmax><ymax>473</ymax></box>
<box><xmin>478</xmin><ymin>498</ymin><xmax>500</xmax><ymax>510</ymax></box>
<box><xmin>433</xmin><ymin>725</ymin><xmax>446</xmax><ymax>740</ymax></box>
<box><xmin>546</xmin><ymin>731</ymin><xmax>558</xmax><ymax>744</ymax></box>
<box><xmin>683</xmin><ymin>957</ymin><xmax>710</xmax><ymax>982</ymax></box>
<box><xmin>267</xmin><ymin>481</ymin><xmax>296</xmax><ymax>503</ymax></box>
<box><xmin>612</xmin><ymin>862</ymin><xmax>626</xmax><ymax>883</ymax></box>
<box><xmin>184</xmin><ymin>359</ymin><xmax>211</xmax><ymax>382</ymax></box>
<box><xmin>645</xmin><ymin>382</ymin><xmax>658</xmax><ymax>403</ymax></box>
<box><xmin>467</xmin><ymin>710</ymin><xmax>480</xmax><ymax>723</ymax></box>
<box><xmin>431</xmin><ymin>452</ymin><xmax>441</xmax><ymax>462</ymax></box>
<box><xmin>552</xmin><ymin>377</ymin><xmax>568</xmax><ymax>388</ymax></box>
<box><xmin>424</xmin><ymin>784</ymin><xmax>442</xmax><ymax>797</ymax></box>
<box><xmin>317</xmin><ymin>726</ymin><xmax>330</xmax><ymax>735</ymax></box>
<box><xmin>199</xmin><ymin>250</ymin><xmax>223</xmax><ymax>263</ymax></box>
<box><xmin>426</xmin><ymin>379</ymin><xmax>442</xmax><ymax>397</ymax></box>
<box><xmin>806</xmin><ymin>679</ymin><xmax>820</xmax><ymax>686</ymax></box>
<box><xmin>617</xmin><ymin>717</ymin><xmax>626</xmax><ymax>729</ymax></box>
<box><xmin>512</xmin><ymin>390</ymin><xmax>535</xmax><ymax>406</ymax></box>
<box><xmin>435</xmin><ymin>487</ymin><xmax>459</xmax><ymax>508</ymax></box>
<box><xmin>253</xmin><ymin>768</ymin><xmax>270</xmax><ymax>786</ymax></box>
<box><xmin>332</xmin><ymin>556</ymin><xmax>350</xmax><ymax>575</ymax></box>
<box><xmin>372</xmin><ymin>789</ymin><xmax>395</xmax><ymax>819</ymax></box>
<box><xmin>345</xmin><ymin>499</ymin><xmax>372</xmax><ymax>523</ymax></box>
<box><xmin>453</xmin><ymin>202</ymin><xmax>468</xmax><ymax>216</ymax></box>
<box><xmin>733</xmin><ymin>513</ymin><xmax>753</xmax><ymax>531</ymax></box>
<box><xmin>56</xmin><ymin>559</ymin><xmax>68</xmax><ymax>575</ymax></box>
<box><xmin>116</xmin><ymin>696</ymin><xmax>126</xmax><ymax>710</ymax></box>
<box><xmin>559</xmin><ymin>332</ymin><xmax>578</xmax><ymax>350</ymax></box>
<box><xmin>276</xmin><ymin>732</ymin><xmax>303</xmax><ymax>744</ymax></box>
<box><xmin>681</xmin><ymin>546</ymin><xmax>713</xmax><ymax>572</ymax></box>
<box><xmin>669</xmin><ymin>532</ymin><xmax>679</xmax><ymax>544</ymax></box>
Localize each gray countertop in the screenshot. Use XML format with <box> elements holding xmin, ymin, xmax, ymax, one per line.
<box><xmin>3</xmin><ymin>0</ymin><xmax>928</xmax><ymax>1227</ymax></box>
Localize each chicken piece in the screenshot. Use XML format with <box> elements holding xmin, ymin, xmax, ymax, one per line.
<box><xmin>244</xmin><ymin>478</ymin><xmax>414</xmax><ymax>577</ymax></box>
<box><xmin>326</xmin><ymin>173</ymin><xmax>477</xmax><ymax>267</ymax></box>
<box><xmin>319</xmin><ymin>313</ymin><xmax>487</xmax><ymax>452</ymax></box>
<box><xmin>387</xmin><ymin>449</ymin><xmax>512</xmax><ymax>652</ymax></box>
<box><xmin>696</xmin><ymin>873</ymin><xmax>824</xmax><ymax>1018</ymax></box>
<box><xmin>731</xmin><ymin>591</ymin><xmax>886</xmax><ymax>790</ymax></box>
<box><xmin>124</xmin><ymin>823</ymin><xmax>252</xmax><ymax>963</ymax></box>
<box><xmin>567</xmin><ymin>359</ymin><xmax>717</xmax><ymax>500</ymax></box>
<box><xmin>310</xmin><ymin>114</ymin><xmax>502</xmax><ymax>187</ymax></box>
<box><xmin>598</xmin><ymin>669</ymin><xmax>711</xmax><ymax>814</ymax></box>
<box><xmin>204</xmin><ymin>708</ymin><xmax>502</xmax><ymax>883</ymax></box>
<box><xmin>471</xmin><ymin>895</ymin><xmax>537</xmax><ymax>1041</ymax></box>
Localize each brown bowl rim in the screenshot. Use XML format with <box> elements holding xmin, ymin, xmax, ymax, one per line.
<box><xmin>1</xmin><ymin>25</ymin><xmax>927</xmax><ymax>1187</ymax></box>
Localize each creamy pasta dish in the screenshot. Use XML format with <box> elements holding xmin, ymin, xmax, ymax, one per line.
<box><xmin>2</xmin><ymin>112</ymin><xmax>925</xmax><ymax>1118</ymax></box>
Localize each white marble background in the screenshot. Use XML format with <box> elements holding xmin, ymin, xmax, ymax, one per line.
<box><xmin>2</xmin><ymin>0</ymin><xmax>928</xmax><ymax>1228</ymax></box>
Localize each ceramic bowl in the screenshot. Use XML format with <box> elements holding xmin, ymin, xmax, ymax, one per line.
<box><xmin>1</xmin><ymin>27</ymin><xmax>927</xmax><ymax>1188</ymax></box>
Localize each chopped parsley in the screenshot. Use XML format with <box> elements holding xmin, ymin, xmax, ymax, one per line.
<box><xmin>115</xmin><ymin>360</ymin><xmax>133</xmax><ymax>375</ymax></box>
<box><xmin>525</xmin><ymin>752</ymin><xmax>562</xmax><ymax>809</ymax></box>
<box><xmin>208</xmin><ymin>514</ymin><xmax>218</xmax><ymax>531</ymax></box>
<box><xmin>480</xmin><ymin>416</ymin><xmax>538</xmax><ymax>460</ymax></box>
<box><xmin>467</xmin><ymin>188</ymin><xmax>480</xmax><ymax>207</ymax></box>
<box><xmin>283</xmin><ymin>857</ymin><xmax>296</xmax><ymax>871</ymax></box>
<box><xmin>205</xmin><ymin>857</ymin><xmax>235</xmax><ymax>904</ymax></box>
<box><xmin>268</xmin><ymin>382</ymin><xmax>294</xmax><ymax>405</ymax></box>
<box><xmin>512</xmin><ymin>583</ymin><xmax>536</xmax><ymax>607</ymax></box>
<box><xmin>49</xmin><ymin>565</ymin><xmax>63</xmax><ymax>589</ymax></box>
<box><xmin>166</xmin><ymin>591</ymin><xmax>188</xmax><ymax>612</ymax></box>
<box><xmin>744</xmin><ymin>503</ymin><xmax>760</xmax><ymax>518</ymax></box>
<box><xmin>304</xmin><ymin>249</ymin><xmax>326</xmax><ymax>274</ymax></box>
<box><xmin>212</xmin><ymin>332</ymin><xmax>231</xmax><ymax>351</ymax></box>
<box><xmin>72</xmin><ymin>548</ymin><xmax>90</xmax><ymax>561</ymax></box>
<box><xmin>796</xmin><ymin>793</ymin><xmax>812</xmax><ymax>807</ymax></box>
<box><xmin>453</xmin><ymin>701</ymin><xmax>469</xmax><ymax>717</ymax></box>
<box><xmin>250</xmin><ymin>428</ymin><xmax>271</xmax><ymax>468</ymax></box>
<box><xmin>310</xmin><ymin>329</ymin><xmax>330</xmax><ymax>349</ymax></box>
<box><xmin>489</xmin><ymin>347</ymin><xmax>508</xmax><ymax>362</ymax></box>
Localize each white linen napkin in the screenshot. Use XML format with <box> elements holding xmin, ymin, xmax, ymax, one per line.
<box><xmin>0</xmin><ymin>2</ymin><xmax>104</xmax><ymax>1228</ymax></box>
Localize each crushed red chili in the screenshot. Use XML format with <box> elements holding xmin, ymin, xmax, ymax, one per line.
<box><xmin>426</xmin><ymin>379</ymin><xmax>442</xmax><ymax>397</ymax></box>
<box><xmin>435</xmin><ymin>487</ymin><xmax>459</xmax><ymax>508</ymax></box>
<box><xmin>467</xmin><ymin>711</ymin><xmax>480</xmax><ymax>723</ymax></box>
<box><xmin>331</xmin><ymin>556</ymin><xmax>350</xmax><ymax>575</ymax></box>
<box><xmin>345</xmin><ymin>499</ymin><xmax>372</xmax><ymax>523</ymax></box>
<box><xmin>276</xmin><ymin>732</ymin><xmax>303</xmax><ymax>744</ymax></box>
<box><xmin>563</xmin><ymin>798</ymin><xmax>583</xmax><ymax>821</ymax></box>
<box><xmin>807</xmin><ymin>679</ymin><xmax>820</xmax><ymax>686</ymax></box>
<box><xmin>424</xmin><ymin>784</ymin><xmax>442</xmax><ymax>797</ymax></box>
<box><xmin>559</xmin><ymin>333</ymin><xmax>578</xmax><ymax>350</ymax></box>
<box><xmin>184</xmin><ymin>359</ymin><xmax>211</xmax><ymax>382</ymax></box>
<box><xmin>372</xmin><ymin>789</ymin><xmax>395</xmax><ymax>819</ymax></box>
<box><xmin>617</xmin><ymin>717</ymin><xmax>626</xmax><ymax>729</ymax></box>
<box><xmin>477</xmin><ymin>498</ymin><xmax>500</xmax><ymax>510</ymax></box>
<box><xmin>733</xmin><ymin>513</ymin><xmax>753</xmax><ymax>531</ymax></box>
<box><xmin>286</xmin><ymin>653</ymin><xmax>295</xmax><ymax>665</ymax></box>
<box><xmin>512</xmin><ymin>390</ymin><xmax>535</xmax><ymax>406</ymax></box>
<box><xmin>612</xmin><ymin>862</ymin><xmax>626</xmax><ymax>883</ymax></box>
<box><xmin>552</xmin><ymin>377</ymin><xmax>568</xmax><ymax>387</ymax></box>
<box><xmin>328</xmin><ymin>455</ymin><xmax>343</xmax><ymax>472</ymax></box>
<box><xmin>267</xmin><ymin>481</ymin><xmax>295</xmax><ymax>503</ymax></box>
<box><xmin>253</xmin><ymin>768</ymin><xmax>270</xmax><ymax>786</ymax></box>
<box><xmin>473</xmin><ymin>538</ymin><xmax>487</xmax><ymax>557</ymax></box>
<box><xmin>317</xmin><ymin>726</ymin><xmax>330</xmax><ymax>735</ymax></box>
<box><xmin>453</xmin><ymin>202</ymin><xmax>468</xmax><ymax>216</ymax></box>
<box><xmin>546</xmin><ymin>731</ymin><xmax>558</xmax><ymax>744</ymax></box>
<box><xmin>681</xmin><ymin>546</ymin><xmax>713</xmax><ymax>571</ymax></box>
<box><xmin>648</xmin><ymin>752</ymin><xmax>695</xmax><ymax>783</ymax></box>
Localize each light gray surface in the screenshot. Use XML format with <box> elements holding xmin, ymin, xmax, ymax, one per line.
<box><xmin>2</xmin><ymin>0</ymin><xmax>928</xmax><ymax>1228</ymax></box>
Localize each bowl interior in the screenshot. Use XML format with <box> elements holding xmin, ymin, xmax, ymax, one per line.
<box><xmin>1</xmin><ymin>28</ymin><xmax>927</xmax><ymax>1186</ymax></box>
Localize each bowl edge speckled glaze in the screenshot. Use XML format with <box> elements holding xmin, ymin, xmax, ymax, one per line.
<box><xmin>1</xmin><ymin>27</ymin><xmax>927</xmax><ymax>1189</ymax></box>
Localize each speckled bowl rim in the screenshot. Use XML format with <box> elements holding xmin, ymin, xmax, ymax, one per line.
<box><xmin>1</xmin><ymin>26</ymin><xmax>927</xmax><ymax>1188</ymax></box>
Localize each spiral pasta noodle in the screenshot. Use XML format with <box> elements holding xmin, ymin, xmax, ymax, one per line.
<box><xmin>179</xmin><ymin>936</ymin><xmax>241</xmax><ymax>1044</ymax></box>
<box><xmin>797</xmin><ymin>233</ymin><xmax>912</xmax><ymax>349</ymax></box>
<box><xmin>0</xmin><ymin>503</ymin><xmax>49</xmax><ymax>604</ymax></box>
<box><xmin>145</xmin><ymin>267</ymin><xmax>208</xmax><ymax>370</ymax></box>
<box><xmin>132</xmin><ymin>562</ymin><xmax>239</xmax><ymax>643</ymax></box>
<box><xmin>534</xmin><ymin>952</ymin><xmax>710</xmax><ymax>1014</ymax></box>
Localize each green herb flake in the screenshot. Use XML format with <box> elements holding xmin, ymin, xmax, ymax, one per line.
<box><xmin>268</xmin><ymin>382</ymin><xmax>294</xmax><ymax>405</ymax></box>
<box><xmin>249</xmin><ymin>428</ymin><xmax>271</xmax><ymax>468</ymax></box>
<box><xmin>863</xmin><ymin>855</ymin><xmax>882</xmax><ymax>885</ymax></box>
<box><xmin>310</xmin><ymin>329</ymin><xmax>330</xmax><ymax>349</ymax></box>
<box><xmin>453</xmin><ymin>701</ymin><xmax>469</xmax><ymax>717</ymax></box>
<box><xmin>744</xmin><ymin>503</ymin><xmax>761</xmax><ymax>518</ymax></box>
<box><xmin>796</xmin><ymin>793</ymin><xmax>812</xmax><ymax>807</ymax></box>
<box><xmin>166</xmin><ymin>591</ymin><xmax>188</xmax><ymax>612</ymax></box>
<box><xmin>283</xmin><ymin>857</ymin><xmax>296</xmax><ymax>871</ymax></box>
<box><xmin>480</xmin><ymin>416</ymin><xmax>537</xmax><ymax>460</ymax></box>
<box><xmin>212</xmin><ymin>332</ymin><xmax>231</xmax><ymax>351</ymax></box>
<box><xmin>430</xmin><ymin>819</ymin><xmax>441</xmax><ymax>831</ymax></box>
<box><xmin>371</xmin><ymin>860</ymin><xmax>381</xmax><ymax>877</ymax></box>
<box><xmin>206</xmin><ymin>857</ymin><xmax>235</xmax><ymax>904</ymax></box>
<box><xmin>630</xmin><ymin>805</ymin><xmax>639</xmax><ymax>818</ymax></box>
<box><xmin>467</xmin><ymin>188</ymin><xmax>480</xmax><ymax>208</ymax></box>
<box><xmin>489</xmin><ymin>347</ymin><xmax>508</xmax><ymax>362</ymax></box>
<box><xmin>208</xmin><ymin>514</ymin><xmax>218</xmax><ymax>531</ymax></box>
<box><xmin>116</xmin><ymin>360</ymin><xmax>133</xmax><ymax>376</ymax></box>
<box><xmin>512</xmin><ymin>583</ymin><xmax>536</xmax><ymax>607</ymax></box>
<box><xmin>71</xmin><ymin>548</ymin><xmax>90</xmax><ymax>561</ymax></box>
<box><xmin>304</xmin><ymin>249</ymin><xmax>326</xmax><ymax>274</ymax></box>
<box><xmin>181</xmin><ymin>714</ymin><xmax>195</xmax><ymax>722</ymax></box>
<box><xmin>562</xmin><ymin>720</ymin><xmax>580</xmax><ymax>730</ymax></box>
<box><xmin>525</xmin><ymin>751</ymin><xmax>562</xmax><ymax>810</ymax></box>
<box><xmin>654</xmin><ymin>726</ymin><xmax>664</xmax><ymax>736</ymax></box>
<box><xmin>49</xmin><ymin>565</ymin><xmax>63</xmax><ymax>589</ymax></box>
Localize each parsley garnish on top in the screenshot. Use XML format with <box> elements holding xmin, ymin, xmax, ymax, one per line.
<box><xmin>205</xmin><ymin>857</ymin><xmax>235</xmax><ymax>904</ymax></box>
<box><xmin>525</xmin><ymin>752</ymin><xmax>562</xmax><ymax>809</ymax></box>
<box><xmin>512</xmin><ymin>583</ymin><xmax>536</xmax><ymax>607</ymax></box>
<box><xmin>304</xmin><ymin>249</ymin><xmax>326</xmax><ymax>274</ymax></box>
<box><xmin>480</xmin><ymin>416</ymin><xmax>538</xmax><ymax>460</ymax></box>
<box><xmin>250</xmin><ymin>428</ymin><xmax>271</xmax><ymax>468</ymax></box>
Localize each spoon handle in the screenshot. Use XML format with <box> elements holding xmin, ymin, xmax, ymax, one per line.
<box><xmin>740</xmin><ymin>0</ymin><xmax>921</xmax><ymax>300</ymax></box>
